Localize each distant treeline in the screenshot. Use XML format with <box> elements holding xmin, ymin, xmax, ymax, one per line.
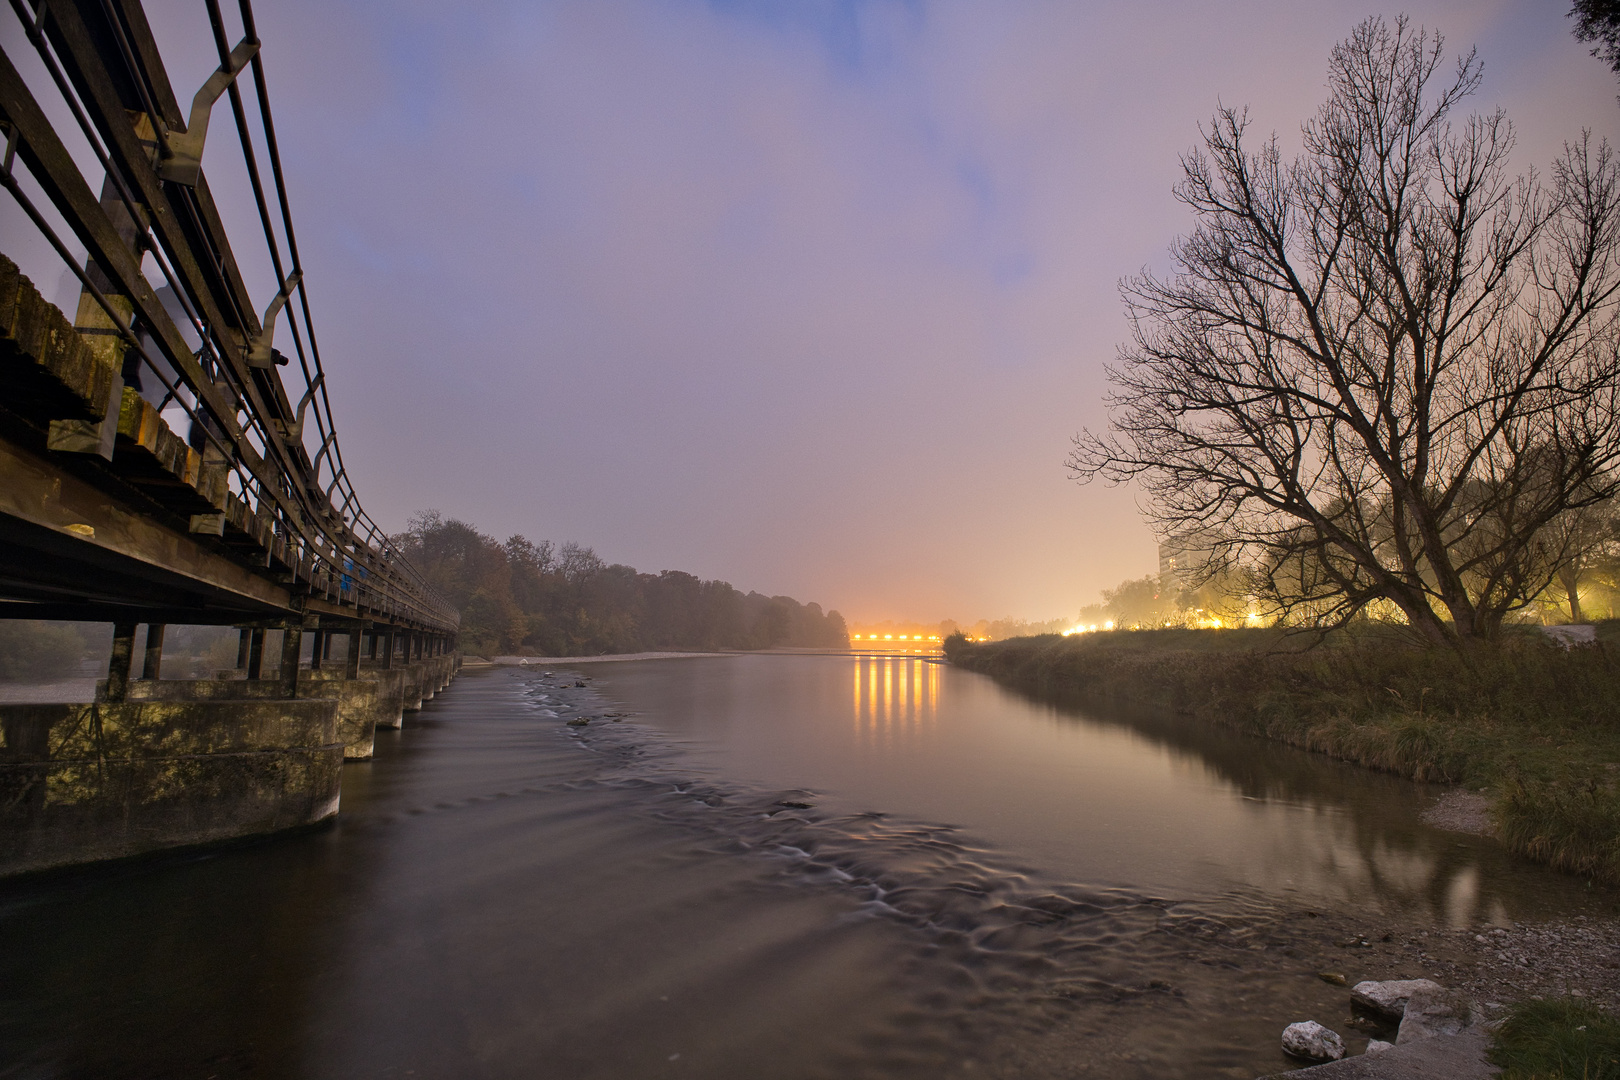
<box><xmin>394</xmin><ymin>512</ymin><xmax>849</xmax><ymax>656</ymax></box>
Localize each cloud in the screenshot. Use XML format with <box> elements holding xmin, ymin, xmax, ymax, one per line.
<box><xmin>101</xmin><ymin>1</ymin><xmax>1620</xmax><ymax>619</ymax></box>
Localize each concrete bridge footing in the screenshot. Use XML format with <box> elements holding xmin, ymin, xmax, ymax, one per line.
<box><xmin>357</xmin><ymin>666</ymin><xmax>408</xmax><ymax>730</ymax></box>
<box><xmin>123</xmin><ymin>676</ymin><xmax>385</xmax><ymax>760</ymax></box>
<box><xmin>0</xmin><ymin>698</ymin><xmax>344</xmax><ymax>878</ymax></box>
<box><xmin>0</xmin><ymin>654</ymin><xmax>462</xmax><ymax>878</ymax></box>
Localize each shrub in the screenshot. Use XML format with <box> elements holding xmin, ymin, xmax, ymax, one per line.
<box><xmin>1499</xmin><ymin>779</ymin><xmax>1620</xmax><ymax>885</ymax></box>
<box><xmin>1490</xmin><ymin>997</ymin><xmax>1620</xmax><ymax>1079</ymax></box>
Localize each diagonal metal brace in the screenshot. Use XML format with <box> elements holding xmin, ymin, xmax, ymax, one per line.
<box><xmin>293</xmin><ymin>371</ymin><xmax>324</xmax><ymax>430</ymax></box>
<box><xmin>246</xmin><ymin>269</ymin><xmax>303</xmax><ymax>368</ymax></box>
<box><xmin>156</xmin><ymin>37</ymin><xmax>260</xmax><ymax>186</ymax></box>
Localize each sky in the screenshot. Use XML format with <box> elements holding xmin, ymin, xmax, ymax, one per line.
<box><xmin>7</xmin><ymin>1</ymin><xmax>1620</xmax><ymax>623</ymax></box>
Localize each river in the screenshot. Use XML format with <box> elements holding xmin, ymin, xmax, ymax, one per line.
<box><xmin>0</xmin><ymin>655</ymin><xmax>1603</xmax><ymax>1079</ymax></box>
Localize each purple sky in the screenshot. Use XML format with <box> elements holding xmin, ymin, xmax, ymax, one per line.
<box><xmin>9</xmin><ymin>2</ymin><xmax>1620</xmax><ymax>623</ymax></box>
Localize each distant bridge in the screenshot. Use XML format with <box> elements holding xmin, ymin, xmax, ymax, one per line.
<box><xmin>0</xmin><ymin>0</ymin><xmax>459</xmax><ymax>876</ymax></box>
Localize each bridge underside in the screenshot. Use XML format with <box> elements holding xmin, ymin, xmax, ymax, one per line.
<box><xmin>0</xmin><ymin>427</ymin><xmax>426</xmax><ymax>631</ymax></box>
<box><xmin>1</xmin><ymin>431</ymin><xmax>298</xmax><ymax>626</ymax></box>
<box><xmin>0</xmin><ymin>251</ymin><xmax>447</xmax><ymax>634</ymax></box>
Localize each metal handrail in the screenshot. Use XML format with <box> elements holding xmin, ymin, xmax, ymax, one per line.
<box><xmin>0</xmin><ymin>0</ymin><xmax>457</xmax><ymax>629</ymax></box>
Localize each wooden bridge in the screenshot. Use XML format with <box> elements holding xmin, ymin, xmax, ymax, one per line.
<box><xmin>0</xmin><ymin>0</ymin><xmax>461</xmax><ymax>876</ymax></box>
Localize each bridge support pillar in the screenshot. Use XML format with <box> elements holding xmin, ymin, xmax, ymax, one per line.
<box><xmin>402</xmin><ymin>653</ymin><xmax>425</xmax><ymax>713</ymax></box>
<box><xmin>281</xmin><ymin>627</ymin><xmax>302</xmax><ymax>696</ymax></box>
<box><xmin>360</xmin><ymin>665</ymin><xmax>407</xmax><ymax>729</ymax></box>
<box><xmin>105</xmin><ymin>622</ymin><xmax>136</xmax><ymax>703</ymax></box>
<box><xmin>0</xmin><ymin>697</ymin><xmax>343</xmax><ymax>878</ymax></box>
<box><xmin>142</xmin><ymin>625</ymin><xmax>165</xmax><ymax>680</ymax></box>
<box><xmin>115</xmin><ymin>674</ymin><xmax>385</xmax><ymax>762</ymax></box>
<box><xmin>247</xmin><ymin>629</ymin><xmax>265</xmax><ymax>680</ymax></box>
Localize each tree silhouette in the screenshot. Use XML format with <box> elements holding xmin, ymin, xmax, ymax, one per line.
<box><xmin>1070</xmin><ymin>17</ymin><xmax>1620</xmax><ymax>646</ymax></box>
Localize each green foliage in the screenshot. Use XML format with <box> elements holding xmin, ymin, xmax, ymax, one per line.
<box><xmin>0</xmin><ymin>621</ymin><xmax>89</xmax><ymax>681</ymax></box>
<box><xmin>1572</xmin><ymin>0</ymin><xmax>1620</xmax><ymax>83</ymax></box>
<box><xmin>1490</xmin><ymin>996</ymin><xmax>1620</xmax><ymax>1079</ymax></box>
<box><xmin>395</xmin><ymin>511</ymin><xmax>848</xmax><ymax>656</ymax></box>
<box><xmin>950</xmin><ymin>627</ymin><xmax>1620</xmax><ymax>883</ymax></box>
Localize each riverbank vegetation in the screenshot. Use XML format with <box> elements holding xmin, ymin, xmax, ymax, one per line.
<box><xmin>945</xmin><ymin>626</ymin><xmax>1620</xmax><ymax>885</ymax></box>
<box><xmin>394</xmin><ymin>511</ymin><xmax>848</xmax><ymax>656</ymax></box>
<box><xmin>1490</xmin><ymin>996</ymin><xmax>1620</xmax><ymax>1079</ymax></box>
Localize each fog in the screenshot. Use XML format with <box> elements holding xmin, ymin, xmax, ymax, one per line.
<box><xmin>6</xmin><ymin>0</ymin><xmax>1618</xmax><ymax>622</ymax></box>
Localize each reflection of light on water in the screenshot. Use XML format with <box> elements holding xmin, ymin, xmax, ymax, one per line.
<box><xmin>1446</xmin><ymin>865</ymin><xmax>1483</xmax><ymax>927</ymax></box>
<box><xmin>852</xmin><ymin>657</ymin><xmax>939</xmax><ymax>742</ymax></box>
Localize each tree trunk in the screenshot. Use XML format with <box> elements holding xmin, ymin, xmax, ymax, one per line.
<box><xmin>1559</xmin><ymin>564</ymin><xmax>1585</xmax><ymax>623</ymax></box>
<box><xmin>1386</xmin><ymin>588</ymin><xmax>1457</xmax><ymax>647</ymax></box>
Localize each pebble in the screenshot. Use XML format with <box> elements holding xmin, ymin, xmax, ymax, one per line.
<box><xmin>1341</xmin><ymin>917</ymin><xmax>1620</xmax><ymax>1013</ymax></box>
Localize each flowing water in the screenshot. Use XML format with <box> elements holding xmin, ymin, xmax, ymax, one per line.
<box><xmin>0</xmin><ymin>655</ymin><xmax>1606</xmax><ymax>1079</ymax></box>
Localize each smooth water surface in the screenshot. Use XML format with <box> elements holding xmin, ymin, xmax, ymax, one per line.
<box><xmin>0</xmin><ymin>657</ymin><xmax>1604</xmax><ymax>1080</ymax></box>
<box><xmin>598</xmin><ymin>654</ymin><xmax>1590</xmax><ymax>925</ymax></box>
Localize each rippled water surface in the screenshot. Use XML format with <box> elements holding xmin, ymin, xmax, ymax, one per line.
<box><xmin>0</xmin><ymin>656</ymin><xmax>1604</xmax><ymax>1079</ymax></box>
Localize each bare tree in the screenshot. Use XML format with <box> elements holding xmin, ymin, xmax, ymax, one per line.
<box><xmin>1069</xmin><ymin>17</ymin><xmax>1620</xmax><ymax>647</ymax></box>
<box><xmin>1540</xmin><ymin>498</ymin><xmax>1618</xmax><ymax>622</ymax></box>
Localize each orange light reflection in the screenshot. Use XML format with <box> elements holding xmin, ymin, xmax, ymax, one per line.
<box><xmin>852</xmin><ymin>657</ymin><xmax>939</xmax><ymax>743</ymax></box>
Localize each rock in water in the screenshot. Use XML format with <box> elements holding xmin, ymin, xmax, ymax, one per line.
<box><xmin>1396</xmin><ymin>986</ymin><xmax>1475</xmax><ymax>1045</ymax></box>
<box><xmin>1350</xmin><ymin>978</ymin><xmax>1444</xmax><ymax>1020</ymax></box>
<box><xmin>1281</xmin><ymin>1021</ymin><xmax>1346</xmax><ymax>1062</ymax></box>
<box><xmin>1365</xmin><ymin>1039</ymin><xmax>1394</xmax><ymax>1054</ymax></box>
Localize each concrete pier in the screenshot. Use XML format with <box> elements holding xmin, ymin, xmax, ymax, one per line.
<box><xmin>359</xmin><ymin>666</ymin><xmax>408</xmax><ymax>730</ymax></box>
<box><xmin>0</xmin><ymin>698</ymin><xmax>343</xmax><ymax>877</ymax></box>
<box><xmin>0</xmin><ymin>637</ymin><xmax>461</xmax><ymax>878</ymax></box>
<box><xmin>124</xmin><ymin>676</ymin><xmax>385</xmax><ymax>760</ymax></box>
<box><xmin>401</xmin><ymin>662</ymin><xmax>426</xmax><ymax>713</ymax></box>
<box><xmin>421</xmin><ymin>654</ymin><xmax>454</xmax><ymax>700</ymax></box>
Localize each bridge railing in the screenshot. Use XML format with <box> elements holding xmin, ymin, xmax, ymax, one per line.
<box><xmin>0</xmin><ymin>0</ymin><xmax>456</xmax><ymax>631</ymax></box>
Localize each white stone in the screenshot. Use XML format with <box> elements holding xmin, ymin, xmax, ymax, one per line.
<box><xmin>1351</xmin><ymin>978</ymin><xmax>1445</xmax><ymax>1020</ymax></box>
<box><xmin>1542</xmin><ymin>624</ymin><xmax>1597</xmax><ymax>647</ymax></box>
<box><xmin>1282</xmin><ymin>1021</ymin><xmax>1346</xmax><ymax>1062</ymax></box>
<box><xmin>1366</xmin><ymin>1040</ymin><xmax>1394</xmax><ymax>1054</ymax></box>
<box><xmin>1396</xmin><ymin>986</ymin><xmax>1475</xmax><ymax>1045</ymax></box>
